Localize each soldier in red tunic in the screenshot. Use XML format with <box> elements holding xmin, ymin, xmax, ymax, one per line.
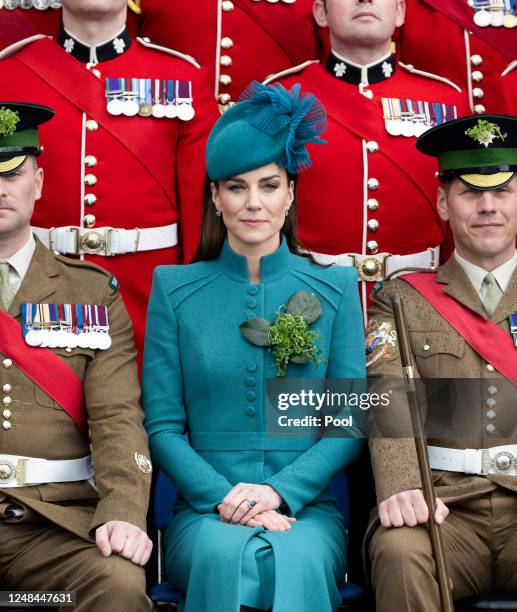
<box><xmin>267</xmin><ymin>0</ymin><xmax>470</xmax><ymax>313</ymax></box>
<box><xmin>398</xmin><ymin>0</ymin><xmax>516</xmax><ymax>114</ymax></box>
<box><xmin>0</xmin><ymin>0</ymin><xmax>219</xmax><ymax>359</ymax></box>
<box><xmin>136</xmin><ymin>0</ymin><xmax>329</xmax><ymax>113</ymax></box>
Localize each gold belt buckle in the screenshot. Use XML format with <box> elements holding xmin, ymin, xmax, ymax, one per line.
<box><xmin>80</xmin><ymin>229</ymin><xmax>107</xmax><ymax>255</ymax></box>
<box><xmin>354</xmin><ymin>255</ymin><xmax>387</xmax><ymax>282</ymax></box>
<box><xmin>0</xmin><ymin>458</ymin><xmax>27</xmax><ymax>486</ymax></box>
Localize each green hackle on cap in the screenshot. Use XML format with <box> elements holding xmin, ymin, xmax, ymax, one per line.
<box><xmin>0</xmin><ymin>107</ymin><xmax>20</xmax><ymax>138</ymax></box>
<box><xmin>465</xmin><ymin>119</ymin><xmax>507</xmax><ymax>149</ymax></box>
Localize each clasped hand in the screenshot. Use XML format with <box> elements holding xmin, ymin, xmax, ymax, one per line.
<box><xmin>95</xmin><ymin>520</ymin><xmax>153</xmax><ymax>566</ymax></box>
<box><xmin>379</xmin><ymin>489</ymin><xmax>449</xmax><ymax>529</ymax></box>
<box><xmin>218</xmin><ymin>483</ymin><xmax>295</xmax><ymax>531</ymax></box>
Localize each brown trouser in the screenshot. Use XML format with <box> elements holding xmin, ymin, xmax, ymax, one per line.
<box><xmin>0</xmin><ymin>497</ymin><xmax>151</xmax><ymax>612</ymax></box>
<box><xmin>369</xmin><ymin>488</ymin><xmax>517</xmax><ymax>612</ymax></box>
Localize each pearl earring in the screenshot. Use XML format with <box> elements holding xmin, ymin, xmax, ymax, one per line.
<box><xmin>215</xmin><ymin>209</ymin><xmax>222</xmax><ymax>217</ymax></box>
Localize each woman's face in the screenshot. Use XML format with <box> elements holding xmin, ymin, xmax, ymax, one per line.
<box><xmin>211</xmin><ymin>162</ymin><xmax>294</xmax><ymax>255</ymax></box>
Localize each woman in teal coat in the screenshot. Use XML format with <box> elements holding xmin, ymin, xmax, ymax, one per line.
<box><xmin>143</xmin><ymin>81</ymin><xmax>366</xmax><ymax>612</ymax></box>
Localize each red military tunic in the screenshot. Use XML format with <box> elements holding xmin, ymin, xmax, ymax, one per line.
<box><xmin>136</xmin><ymin>0</ymin><xmax>329</xmax><ymax>111</ymax></box>
<box><xmin>497</xmin><ymin>60</ymin><xmax>517</xmax><ymax>113</ymax></box>
<box><xmin>398</xmin><ymin>0</ymin><xmax>517</xmax><ymax>114</ymax></box>
<box><xmin>0</xmin><ymin>29</ymin><xmax>218</xmax><ymax>358</ymax></box>
<box><xmin>270</xmin><ymin>53</ymin><xmax>470</xmax><ymax>311</ymax></box>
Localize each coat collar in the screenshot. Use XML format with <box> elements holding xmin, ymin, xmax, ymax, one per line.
<box><xmin>218</xmin><ymin>235</ymin><xmax>292</xmax><ymax>284</ymax></box>
<box><xmin>325</xmin><ymin>49</ymin><xmax>396</xmax><ymax>85</ymax></box>
<box><xmin>436</xmin><ymin>256</ymin><xmax>517</xmax><ymax>323</ymax></box>
<box><xmin>9</xmin><ymin>237</ymin><xmax>61</xmax><ymax>319</ymax></box>
<box><xmin>58</xmin><ymin>25</ymin><xmax>132</xmax><ymax>63</ymax></box>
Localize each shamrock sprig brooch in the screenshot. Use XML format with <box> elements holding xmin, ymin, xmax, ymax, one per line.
<box><xmin>240</xmin><ymin>291</ymin><xmax>325</xmax><ymax>377</ymax></box>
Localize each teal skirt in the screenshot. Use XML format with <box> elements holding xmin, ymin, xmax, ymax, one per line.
<box><xmin>165</xmin><ymin>502</ymin><xmax>347</xmax><ymax>612</ymax></box>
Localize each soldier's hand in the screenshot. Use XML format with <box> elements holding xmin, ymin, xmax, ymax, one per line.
<box><xmin>378</xmin><ymin>489</ymin><xmax>449</xmax><ymax>528</ymax></box>
<box><xmin>96</xmin><ymin>521</ymin><xmax>153</xmax><ymax>566</ymax></box>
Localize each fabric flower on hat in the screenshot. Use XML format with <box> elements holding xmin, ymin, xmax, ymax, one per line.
<box><xmin>239</xmin><ymin>81</ymin><xmax>327</xmax><ymax>174</ymax></box>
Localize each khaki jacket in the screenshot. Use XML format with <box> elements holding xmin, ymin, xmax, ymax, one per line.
<box><xmin>367</xmin><ymin>257</ymin><xmax>517</xmax><ymax>506</ymax></box>
<box><xmin>0</xmin><ymin>239</ymin><xmax>151</xmax><ymax>540</ymax></box>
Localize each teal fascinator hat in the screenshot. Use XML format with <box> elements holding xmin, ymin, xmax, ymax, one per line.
<box><xmin>206</xmin><ymin>80</ymin><xmax>327</xmax><ymax>181</ymax></box>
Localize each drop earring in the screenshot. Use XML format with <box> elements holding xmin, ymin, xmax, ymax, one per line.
<box><xmin>215</xmin><ymin>209</ymin><xmax>222</xmax><ymax>217</ymax></box>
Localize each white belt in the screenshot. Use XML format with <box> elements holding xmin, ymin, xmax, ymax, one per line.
<box><xmin>310</xmin><ymin>246</ymin><xmax>439</xmax><ymax>282</ymax></box>
<box><xmin>0</xmin><ymin>454</ymin><xmax>93</xmax><ymax>488</ymax></box>
<box><xmin>31</xmin><ymin>223</ymin><xmax>178</xmax><ymax>256</ymax></box>
<box><xmin>428</xmin><ymin>445</ymin><xmax>517</xmax><ymax>477</ymax></box>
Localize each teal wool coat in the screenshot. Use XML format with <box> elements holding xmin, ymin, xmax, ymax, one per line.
<box><xmin>143</xmin><ymin>238</ymin><xmax>366</xmax><ymax>612</ymax></box>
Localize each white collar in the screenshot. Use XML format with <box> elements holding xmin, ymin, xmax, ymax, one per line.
<box><xmin>454</xmin><ymin>249</ymin><xmax>517</xmax><ymax>294</ymax></box>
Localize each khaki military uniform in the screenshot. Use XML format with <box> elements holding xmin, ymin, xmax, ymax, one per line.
<box><xmin>0</xmin><ymin>238</ymin><xmax>152</xmax><ymax>611</ymax></box>
<box><xmin>365</xmin><ymin>257</ymin><xmax>517</xmax><ymax>611</ymax></box>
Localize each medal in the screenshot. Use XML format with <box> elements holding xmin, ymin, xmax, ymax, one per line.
<box><xmin>3</xmin><ymin>0</ymin><xmax>19</xmax><ymax>8</ymax></box>
<box><xmin>503</xmin><ymin>0</ymin><xmax>517</xmax><ymax>25</ymax></box>
<box><xmin>25</xmin><ymin>330</ymin><xmax>43</xmax><ymax>347</ymax></box>
<box><xmin>32</xmin><ymin>0</ymin><xmax>51</xmax><ymax>8</ymax></box>
<box><xmin>49</xmin><ymin>0</ymin><xmax>62</xmax><ymax>5</ymax></box>
<box><xmin>122</xmin><ymin>78</ymin><xmax>139</xmax><ymax>117</ymax></box>
<box><xmin>473</xmin><ymin>0</ymin><xmax>492</xmax><ymax>27</ymax></box>
<box><xmin>382</xmin><ymin>98</ymin><xmax>402</xmax><ymax>136</ymax></box>
<box><xmin>67</xmin><ymin>333</ymin><xmax>79</xmax><ymax>349</ymax></box>
<box><xmin>138</xmin><ymin>79</ymin><xmax>153</xmax><ymax>117</ymax></box>
<box><xmin>97</xmin><ymin>333</ymin><xmax>112</xmax><ymax>350</ymax></box>
<box><xmin>106</xmin><ymin>78</ymin><xmax>124</xmax><ymax>116</ymax></box>
<box><xmin>19</xmin><ymin>0</ymin><xmax>32</xmax><ymax>8</ymax></box>
<box><xmin>152</xmin><ymin>79</ymin><xmax>166</xmax><ymax>118</ymax></box>
<box><xmin>176</xmin><ymin>80</ymin><xmax>195</xmax><ymax>121</ymax></box>
<box><xmin>489</xmin><ymin>0</ymin><xmax>505</xmax><ymax>24</ymax></box>
<box><xmin>165</xmin><ymin>80</ymin><xmax>178</xmax><ymax>118</ymax></box>
<box><xmin>39</xmin><ymin>330</ymin><xmax>51</xmax><ymax>347</ymax></box>
<box><xmin>400</xmin><ymin>99</ymin><xmax>416</xmax><ymax>137</ymax></box>
<box><xmin>96</xmin><ymin>305</ymin><xmax>111</xmax><ymax>350</ymax></box>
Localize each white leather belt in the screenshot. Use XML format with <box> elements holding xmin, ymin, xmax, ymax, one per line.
<box><xmin>310</xmin><ymin>246</ymin><xmax>439</xmax><ymax>282</ymax></box>
<box><xmin>31</xmin><ymin>223</ymin><xmax>178</xmax><ymax>256</ymax></box>
<box><xmin>0</xmin><ymin>454</ymin><xmax>93</xmax><ymax>488</ymax></box>
<box><xmin>428</xmin><ymin>445</ymin><xmax>517</xmax><ymax>477</ymax></box>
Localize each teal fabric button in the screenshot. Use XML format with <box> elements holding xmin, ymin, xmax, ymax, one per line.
<box><xmin>246</xmin><ymin>390</ymin><xmax>256</xmax><ymax>401</ymax></box>
<box><xmin>247</xmin><ymin>286</ymin><xmax>259</xmax><ymax>295</ymax></box>
<box><xmin>246</xmin><ymin>376</ymin><xmax>256</xmax><ymax>387</ymax></box>
<box><xmin>247</xmin><ymin>298</ymin><xmax>257</xmax><ymax>308</ymax></box>
<box><xmin>246</xmin><ymin>363</ymin><xmax>257</xmax><ymax>372</ymax></box>
<box><xmin>246</xmin><ymin>406</ymin><xmax>256</xmax><ymax>417</ymax></box>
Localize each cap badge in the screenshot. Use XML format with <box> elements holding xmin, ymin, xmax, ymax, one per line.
<box><xmin>0</xmin><ymin>108</ymin><xmax>20</xmax><ymax>138</ymax></box>
<box><xmin>465</xmin><ymin>119</ymin><xmax>507</xmax><ymax>148</ymax></box>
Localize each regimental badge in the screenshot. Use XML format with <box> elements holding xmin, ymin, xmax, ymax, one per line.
<box><xmin>21</xmin><ymin>303</ymin><xmax>112</xmax><ymax>350</ymax></box>
<box><xmin>381</xmin><ymin>98</ymin><xmax>457</xmax><ymax>138</ymax></box>
<box><xmin>109</xmin><ymin>275</ymin><xmax>119</xmax><ymax>293</ymax></box>
<box><xmin>365</xmin><ymin>319</ymin><xmax>398</xmax><ymax>368</ymax></box>
<box><xmin>105</xmin><ymin>78</ymin><xmax>195</xmax><ymax>121</ymax></box>
<box><xmin>469</xmin><ymin>0</ymin><xmax>517</xmax><ymax>27</ymax></box>
<box><xmin>134</xmin><ymin>452</ymin><xmax>153</xmax><ymax>474</ymax></box>
<box><xmin>465</xmin><ymin>118</ymin><xmax>507</xmax><ymax>148</ymax></box>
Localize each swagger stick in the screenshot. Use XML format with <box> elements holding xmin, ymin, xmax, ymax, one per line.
<box><xmin>391</xmin><ymin>295</ymin><xmax>454</xmax><ymax>612</ymax></box>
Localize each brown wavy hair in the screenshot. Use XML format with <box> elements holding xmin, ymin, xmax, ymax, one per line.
<box><xmin>191</xmin><ymin>171</ymin><xmax>319</xmax><ymax>264</ymax></box>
